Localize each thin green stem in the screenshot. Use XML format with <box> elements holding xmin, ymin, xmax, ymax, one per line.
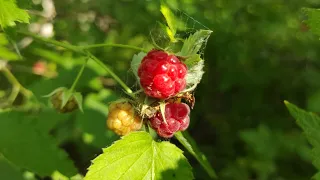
<box><xmin>7</xmin><ymin>86</ymin><xmax>20</xmax><ymax>105</ymax></box>
<box><xmin>80</xmin><ymin>44</ymin><xmax>148</xmax><ymax>53</ymax></box>
<box><xmin>17</xmin><ymin>31</ymin><xmax>82</xmax><ymax>54</ymax></box>
<box><xmin>85</xmin><ymin>51</ymin><xmax>133</xmax><ymax>95</ymax></box>
<box><xmin>17</xmin><ymin>31</ymin><xmax>135</xmax><ymax>96</ymax></box>
<box><xmin>2</xmin><ymin>67</ymin><xmax>32</xmax><ymax>98</ymax></box>
<box><xmin>70</xmin><ymin>58</ymin><xmax>88</xmax><ymax>92</ymax></box>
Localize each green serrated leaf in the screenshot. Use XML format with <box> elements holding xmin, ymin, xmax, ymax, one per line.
<box><xmin>85</xmin><ymin>131</ymin><xmax>193</xmax><ymax>180</ymax></box>
<box><xmin>184</xmin><ymin>60</ymin><xmax>205</xmax><ymax>92</ymax></box>
<box><xmin>284</xmin><ymin>101</ymin><xmax>320</xmax><ymax>174</ymax></box>
<box><xmin>0</xmin><ymin>112</ymin><xmax>77</xmax><ymax>177</ymax></box>
<box><xmin>177</xmin><ymin>30</ymin><xmax>212</xmax><ymax>57</ymax></box>
<box><xmin>160</xmin><ymin>2</ymin><xmax>177</xmax><ymax>42</ymax></box>
<box><xmin>303</xmin><ymin>8</ymin><xmax>320</xmax><ymax>37</ymax></box>
<box><xmin>184</xmin><ymin>54</ymin><xmax>202</xmax><ymax>68</ymax></box>
<box><xmin>0</xmin><ymin>0</ymin><xmax>30</xmax><ymax>29</ymax></box>
<box><xmin>130</xmin><ymin>52</ymin><xmax>146</xmax><ymax>81</ymax></box>
<box><xmin>73</xmin><ymin>92</ymin><xmax>83</xmax><ymax>113</ymax></box>
<box><xmin>175</xmin><ymin>131</ymin><xmax>217</xmax><ymax>179</ymax></box>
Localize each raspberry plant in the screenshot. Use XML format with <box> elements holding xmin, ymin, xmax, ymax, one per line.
<box><xmin>3</xmin><ymin>1</ymin><xmax>318</xmax><ymax>179</ymax></box>
<box><xmin>0</xmin><ymin>1</ymin><xmax>216</xmax><ymax>179</ymax></box>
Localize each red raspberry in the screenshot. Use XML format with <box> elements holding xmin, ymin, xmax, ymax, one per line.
<box><xmin>149</xmin><ymin>102</ymin><xmax>190</xmax><ymax>138</ymax></box>
<box><xmin>138</xmin><ymin>50</ymin><xmax>187</xmax><ymax>99</ymax></box>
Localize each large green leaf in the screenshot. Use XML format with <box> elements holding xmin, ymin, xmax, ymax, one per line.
<box><xmin>85</xmin><ymin>131</ymin><xmax>193</xmax><ymax>180</ymax></box>
<box><xmin>175</xmin><ymin>131</ymin><xmax>217</xmax><ymax>179</ymax></box>
<box><xmin>0</xmin><ymin>0</ymin><xmax>30</xmax><ymax>28</ymax></box>
<box><xmin>0</xmin><ymin>111</ymin><xmax>77</xmax><ymax>177</ymax></box>
<box><xmin>284</xmin><ymin>101</ymin><xmax>320</xmax><ymax>177</ymax></box>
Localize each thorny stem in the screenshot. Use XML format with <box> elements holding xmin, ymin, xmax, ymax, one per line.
<box><xmin>17</xmin><ymin>31</ymin><xmax>141</xmax><ymax>96</ymax></box>
<box><xmin>69</xmin><ymin>58</ymin><xmax>88</xmax><ymax>92</ymax></box>
<box><xmin>2</xmin><ymin>67</ymin><xmax>33</xmax><ymax>99</ymax></box>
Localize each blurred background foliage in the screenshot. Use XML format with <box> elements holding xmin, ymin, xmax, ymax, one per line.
<box><xmin>1</xmin><ymin>0</ymin><xmax>320</xmax><ymax>179</ymax></box>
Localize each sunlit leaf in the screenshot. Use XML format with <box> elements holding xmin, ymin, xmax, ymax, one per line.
<box><xmin>0</xmin><ymin>0</ymin><xmax>30</xmax><ymax>28</ymax></box>
<box><xmin>85</xmin><ymin>131</ymin><xmax>193</xmax><ymax>180</ymax></box>
<box><xmin>160</xmin><ymin>2</ymin><xmax>178</xmax><ymax>42</ymax></box>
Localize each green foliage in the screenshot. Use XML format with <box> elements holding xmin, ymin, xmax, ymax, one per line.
<box><xmin>0</xmin><ymin>155</ymin><xmax>24</xmax><ymax>180</ymax></box>
<box><xmin>160</xmin><ymin>2</ymin><xmax>178</xmax><ymax>42</ymax></box>
<box><xmin>177</xmin><ymin>30</ymin><xmax>212</xmax><ymax>57</ymax></box>
<box><xmin>130</xmin><ymin>52</ymin><xmax>146</xmax><ymax>81</ymax></box>
<box><xmin>185</xmin><ymin>60</ymin><xmax>204</xmax><ymax>91</ymax></box>
<box><xmin>0</xmin><ymin>33</ymin><xmax>19</xmax><ymax>60</ymax></box>
<box><xmin>303</xmin><ymin>8</ymin><xmax>320</xmax><ymax>37</ymax></box>
<box><xmin>285</xmin><ymin>101</ymin><xmax>320</xmax><ymax>178</ymax></box>
<box><xmin>85</xmin><ymin>132</ymin><xmax>193</xmax><ymax>180</ymax></box>
<box><xmin>0</xmin><ymin>111</ymin><xmax>77</xmax><ymax>177</ymax></box>
<box><xmin>175</xmin><ymin>131</ymin><xmax>217</xmax><ymax>178</ymax></box>
<box><xmin>0</xmin><ymin>0</ymin><xmax>29</xmax><ymax>28</ymax></box>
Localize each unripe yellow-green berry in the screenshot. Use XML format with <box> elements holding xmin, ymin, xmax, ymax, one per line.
<box><xmin>107</xmin><ymin>101</ymin><xmax>142</xmax><ymax>136</ymax></box>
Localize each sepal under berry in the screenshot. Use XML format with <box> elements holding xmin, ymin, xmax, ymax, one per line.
<box><xmin>46</xmin><ymin>87</ymin><xmax>83</xmax><ymax>113</ymax></box>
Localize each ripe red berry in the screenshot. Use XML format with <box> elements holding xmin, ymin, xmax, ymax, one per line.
<box><xmin>138</xmin><ymin>50</ymin><xmax>187</xmax><ymax>99</ymax></box>
<box><xmin>149</xmin><ymin>102</ymin><xmax>190</xmax><ymax>138</ymax></box>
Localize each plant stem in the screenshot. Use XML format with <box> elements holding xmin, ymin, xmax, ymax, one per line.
<box><xmin>2</xmin><ymin>67</ymin><xmax>33</xmax><ymax>98</ymax></box>
<box><xmin>17</xmin><ymin>31</ymin><xmax>82</xmax><ymax>54</ymax></box>
<box><xmin>17</xmin><ymin>31</ymin><xmax>135</xmax><ymax>96</ymax></box>
<box><xmin>80</xmin><ymin>44</ymin><xmax>148</xmax><ymax>53</ymax></box>
<box><xmin>85</xmin><ymin>51</ymin><xmax>133</xmax><ymax>95</ymax></box>
<box><xmin>70</xmin><ymin>58</ymin><xmax>88</xmax><ymax>92</ymax></box>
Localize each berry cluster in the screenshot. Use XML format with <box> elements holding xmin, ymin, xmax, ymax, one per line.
<box><xmin>107</xmin><ymin>101</ymin><xmax>142</xmax><ymax>136</ymax></box>
<box><xmin>138</xmin><ymin>50</ymin><xmax>187</xmax><ymax>99</ymax></box>
<box><xmin>107</xmin><ymin>49</ymin><xmax>192</xmax><ymax>138</ymax></box>
<box><xmin>149</xmin><ymin>103</ymin><xmax>190</xmax><ymax>138</ymax></box>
